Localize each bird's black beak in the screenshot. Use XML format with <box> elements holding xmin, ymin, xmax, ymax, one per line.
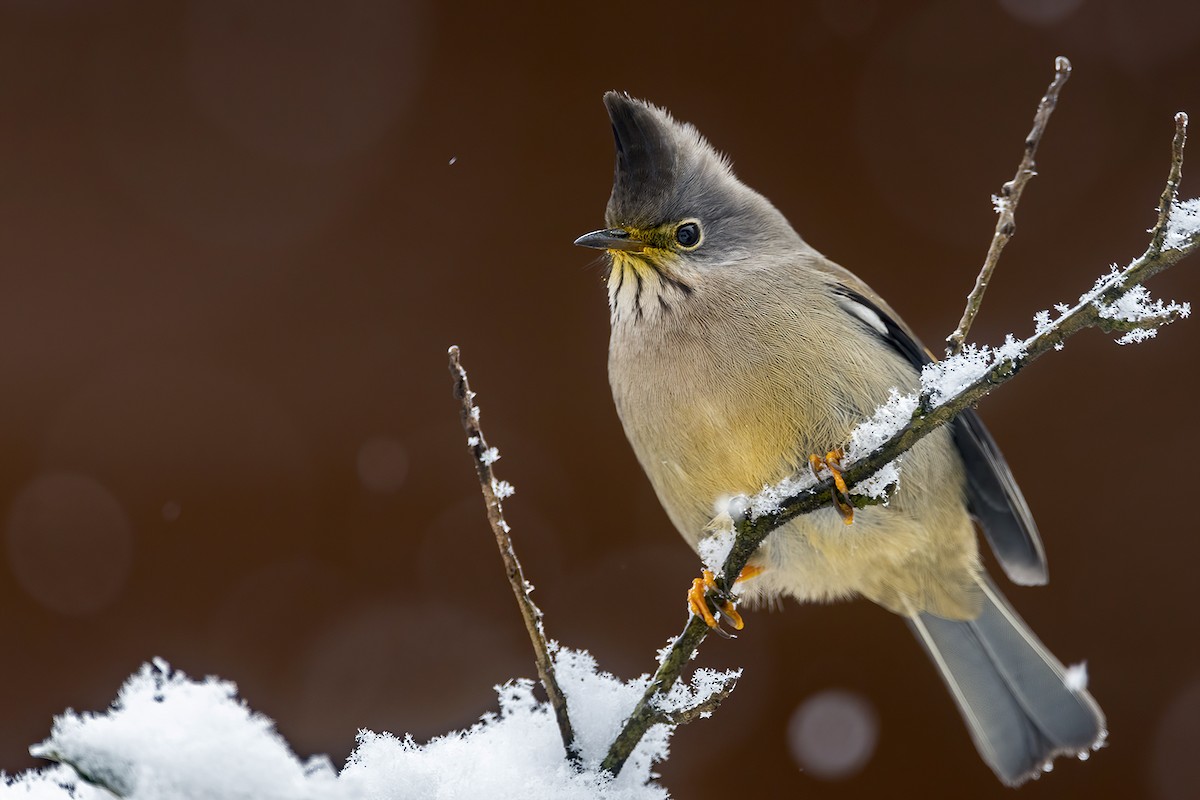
<box><xmin>573</xmin><ymin>228</ymin><xmax>644</xmax><ymax>251</ymax></box>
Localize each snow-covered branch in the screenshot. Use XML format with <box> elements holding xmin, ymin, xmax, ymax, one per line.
<box><xmin>600</xmin><ymin>108</ymin><xmax>1198</xmax><ymax>779</ymax></box>
<box><xmin>7</xmin><ymin>656</ymin><xmax>696</xmax><ymax>799</ymax></box>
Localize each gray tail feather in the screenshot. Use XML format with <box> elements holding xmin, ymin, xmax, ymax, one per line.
<box><xmin>906</xmin><ymin>577</ymin><xmax>1107</xmax><ymax>786</ymax></box>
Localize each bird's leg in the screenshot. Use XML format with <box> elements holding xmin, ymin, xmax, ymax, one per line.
<box><xmin>809</xmin><ymin>448</ymin><xmax>855</xmax><ymax>524</ymax></box>
<box><xmin>687</xmin><ymin>563</ymin><xmax>767</xmax><ymax>632</ymax></box>
<box><xmin>687</xmin><ymin>569</ymin><xmax>744</xmax><ymax>635</ymax></box>
<box><xmin>688</xmin><ymin>570</ymin><xmax>727</xmax><ymax>630</ymax></box>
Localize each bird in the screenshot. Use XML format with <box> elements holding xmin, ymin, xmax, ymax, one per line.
<box><xmin>574</xmin><ymin>92</ymin><xmax>1105</xmax><ymax>786</ymax></box>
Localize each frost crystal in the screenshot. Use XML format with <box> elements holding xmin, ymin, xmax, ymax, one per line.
<box><xmin>851</xmin><ymin>459</ymin><xmax>901</xmax><ymax>503</ymax></box>
<box><xmin>748</xmin><ymin>471</ymin><xmax>817</xmax><ymax>518</ymax></box>
<box><xmin>846</xmin><ymin>389</ymin><xmax>918</xmax><ymax>458</ymax></box>
<box><xmin>480</xmin><ymin>447</ymin><xmax>501</xmax><ymax>465</ymax></box>
<box><xmin>1165</xmin><ymin>197</ymin><xmax>1200</xmax><ymax>250</ymax></box>
<box><xmin>919</xmin><ymin>336</ymin><xmax>1025</xmax><ymax>407</ymax></box>
<box><xmin>653</xmin><ymin>667</ymin><xmax>741</xmax><ymax>718</ymax></box>
<box><xmin>1094</xmin><ymin>283</ymin><xmax>1190</xmax><ymax>344</ymax></box>
<box><xmin>1096</xmin><ymin>284</ymin><xmax>1190</xmax><ymax>323</ymax></box>
<box><xmin>697</xmin><ymin>527</ymin><xmax>735</xmax><ymax>575</ymax></box>
<box><xmin>492</xmin><ymin>479</ymin><xmax>516</xmax><ymax>499</ymax></box>
<box><xmin>1115</xmin><ymin>328</ymin><xmax>1158</xmax><ymax>345</ymax></box>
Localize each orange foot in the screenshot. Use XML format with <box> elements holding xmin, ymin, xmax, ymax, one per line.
<box><xmin>809</xmin><ymin>447</ymin><xmax>855</xmax><ymax>525</ymax></box>
<box><xmin>687</xmin><ymin>567</ymin><xmax>766</xmax><ymax>635</ymax></box>
<box><xmin>736</xmin><ymin>564</ymin><xmax>765</xmax><ymax>584</ymax></box>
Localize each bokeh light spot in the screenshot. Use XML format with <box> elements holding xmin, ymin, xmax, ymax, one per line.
<box><xmin>356</xmin><ymin>437</ymin><xmax>409</xmax><ymax>494</ymax></box>
<box><xmin>5</xmin><ymin>472</ymin><xmax>133</xmax><ymax>617</ymax></box>
<box><xmin>161</xmin><ymin>501</ymin><xmax>182</xmax><ymax>522</ymax></box>
<box><xmin>1151</xmin><ymin>676</ymin><xmax>1200</xmax><ymax>800</ymax></box>
<box><xmin>788</xmin><ymin>688</ymin><xmax>879</xmax><ymax>780</ymax></box>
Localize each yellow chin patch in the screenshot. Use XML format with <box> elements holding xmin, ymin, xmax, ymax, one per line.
<box><xmin>610</xmin><ymin>250</ymin><xmax>662</xmax><ymax>279</ymax></box>
<box><xmin>607</xmin><ymin>249</ymin><xmax>680</xmax><ymax>295</ymax></box>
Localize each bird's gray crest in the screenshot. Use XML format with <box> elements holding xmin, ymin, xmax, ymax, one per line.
<box><xmin>602</xmin><ymin>92</ymin><xmax>732</xmax><ymax>229</ymax></box>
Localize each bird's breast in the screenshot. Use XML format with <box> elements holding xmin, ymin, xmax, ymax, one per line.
<box><xmin>608</xmin><ymin>291</ymin><xmax>871</xmax><ymax>546</ymax></box>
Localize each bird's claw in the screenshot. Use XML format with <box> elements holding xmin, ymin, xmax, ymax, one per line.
<box><xmin>687</xmin><ymin>569</ymin><xmax>743</xmax><ymax>637</ymax></box>
<box><xmin>809</xmin><ymin>447</ymin><xmax>855</xmax><ymax>524</ymax></box>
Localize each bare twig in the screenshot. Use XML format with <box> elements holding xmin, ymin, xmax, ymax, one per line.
<box><xmin>946</xmin><ymin>56</ymin><xmax>1073</xmax><ymax>356</ymax></box>
<box><xmin>1150</xmin><ymin>113</ymin><xmax>1191</xmax><ymax>253</ymax></box>
<box><xmin>602</xmin><ymin>112</ymin><xmax>1197</xmax><ymax>777</ymax></box>
<box><xmin>651</xmin><ymin>672</ymin><xmax>740</xmax><ymax>727</ymax></box>
<box><xmin>448</xmin><ymin>346</ymin><xmax>578</xmax><ymax>764</ymax></box>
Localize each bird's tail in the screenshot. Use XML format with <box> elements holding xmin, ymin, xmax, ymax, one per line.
<box><xmin>906</xmin><ymin>576</ymin><xmax>1106</xmax><ymax>786</ymax></box>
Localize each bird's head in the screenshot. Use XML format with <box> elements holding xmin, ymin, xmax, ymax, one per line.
<box><xmin>575</xmin><ymin>92</ymin><xmax>802</xmax><ymax>313</ymax></box>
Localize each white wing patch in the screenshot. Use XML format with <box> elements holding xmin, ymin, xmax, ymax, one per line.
<box><xmin>839</xmin><ymin>297</ymin><xmax>889</xmax><ymax>336</ymax></box>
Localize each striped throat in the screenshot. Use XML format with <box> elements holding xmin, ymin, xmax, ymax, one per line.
<box><xmin>607</xmin><ymin>250</ymin><xmax>695</xmax><ymax>325</ymax></box>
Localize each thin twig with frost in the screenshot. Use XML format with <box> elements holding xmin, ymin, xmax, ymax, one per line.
<box><xmin>600</xmin><ymin>110</ymin><xmax>1198</xmax><ymax>778</ymax></box>
<box><xmin>652</xmin><ymin>672</ymin><xmax>739</xmax><ymax>727</ymax></box>
<box><xmin>448</xmin><ymin>346</ymin><xmax>578</xmax><ymax>764</ymax></box>
<box><xmin>946</xmin><ymin>56</ymin><xmax>1073</xmax><ymax>356</ymax></box>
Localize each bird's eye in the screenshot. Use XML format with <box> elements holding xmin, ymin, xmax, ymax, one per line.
<box><xmin>674</xmin><ymin>221</ymin><xmax>702</xmax><ymax>249</ymax></box>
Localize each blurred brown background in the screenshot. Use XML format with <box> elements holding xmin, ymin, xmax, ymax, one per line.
<box><xmin>1</xmin><ymin>1</ymin><xmax>1198</xmax><ymax>798</ymax></box>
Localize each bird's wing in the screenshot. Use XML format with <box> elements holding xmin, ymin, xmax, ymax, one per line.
<box><xmin>829</xmin><ymin>277</ymin><xmax>1049</xmax><ymax>586</ymax></box>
